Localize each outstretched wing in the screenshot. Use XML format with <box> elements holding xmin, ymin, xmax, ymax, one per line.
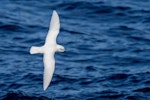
<box><xmin>43</xmin><ymin>52</ymin><xmax>55</xmax><ymax>90</ymax></box>
<box><xmin>45</xmin><ymin>10</ymin><xmax>60</xmax><ymax>45</ymax></box>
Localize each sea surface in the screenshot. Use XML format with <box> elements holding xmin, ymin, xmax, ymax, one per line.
<box><xmin>0</xmin><ymin>0</ymin><xmax>150</xmax><ymax>100</ymax></box>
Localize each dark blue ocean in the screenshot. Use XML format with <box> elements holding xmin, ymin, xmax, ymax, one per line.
<box><xmin>1</xmin><ymin>0</ymin><xmax>150</xmax><ymax>100</ymax></box>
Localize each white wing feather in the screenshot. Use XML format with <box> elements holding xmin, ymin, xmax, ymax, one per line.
<box><xmin>45</xmin><ymin>10</ymin><xmax>60</xmax><ymax>45</ymax></box>
<box><xmin>43</xmin><ymin>52</ymin><xmax>55</xmax><ymax>90</ymax></box>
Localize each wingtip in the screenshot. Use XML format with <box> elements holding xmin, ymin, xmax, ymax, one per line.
<box><xmin>53</xmin><ymin>10</ymin><xmax>58</xmax><ymax>15</ymax></box>
<box><xmin>43</xmin><ymin>85</ymin><xmax>49</xmax><ymax>91</ymax></box>
<box><xmin>43</xmin><ymin>87</ymin><xmax>47</xmax><ymax>91</ymax></box>
<box><xmin>43</xmin><ymin>85</ymin><xmax>48</xmax><ymax>91</ymax></box>
<box><xmin>53</xmin><ymin>10</ymin><xmax>56</xmax><ymax>12</ymax></box>
<box><xmin>49</xmin><ymin>10</ymin><xmax>60</xmax><ymax>31</ymax></box>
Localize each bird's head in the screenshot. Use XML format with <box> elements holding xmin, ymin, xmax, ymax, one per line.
<box><xmin>56</xmin><ymin>45</ymin><xmax>65</xmax><ymax>52</ymax></box>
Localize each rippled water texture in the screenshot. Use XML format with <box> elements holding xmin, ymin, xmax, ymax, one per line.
<box><xmin>1</xmin><ymin>0</ymin><xmax>150</xmax><ymax>100</ymax></box>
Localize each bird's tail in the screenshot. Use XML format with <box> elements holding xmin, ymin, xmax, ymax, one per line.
<box><xmin>30</xmin><ymin>46</ymin><xmax>44</xmax><ymax>54</ymax></box>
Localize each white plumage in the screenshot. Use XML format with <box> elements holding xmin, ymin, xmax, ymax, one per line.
<box><xmin>30</xmin><ymin>10</ymin><xmax>65</xmax><ymax>90</ymax></box>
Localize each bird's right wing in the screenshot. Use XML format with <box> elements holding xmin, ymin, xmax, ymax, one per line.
<box><xmin>43</xmin><ymin>52</ymin><xmax>55</xmax><ymax>90</ymax></box>
<box><xmin>45</xmin><ymin>10</ymin><xmax>60</xmax><ymax>44</ymax></box>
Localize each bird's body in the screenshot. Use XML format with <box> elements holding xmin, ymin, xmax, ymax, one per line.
<box><xmin>30</xmin><ymin>10</ymin><xmax>65</xmax><ymax>90</ymax></box>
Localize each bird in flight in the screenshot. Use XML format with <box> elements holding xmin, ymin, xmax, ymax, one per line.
<box><xmin>30</xmin><ymin>10</ymin><xmax>65</xmax><ymax>90</ymax></box>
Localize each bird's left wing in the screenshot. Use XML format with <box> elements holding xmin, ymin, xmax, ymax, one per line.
<box><xmin>43</xmin><ymin>52</ymin><xmax>55</xmax><ymax>90</ymax></box>
<box><xmin>45</xmin><ymin>10</ymin><xmax>60</xmax><ymax>44</ymax></box>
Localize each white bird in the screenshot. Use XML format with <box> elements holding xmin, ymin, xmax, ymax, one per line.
<box><xmin>30</xmin><ymin>10</ymin><xmax>65</xmax><ymax>91</ymax></box>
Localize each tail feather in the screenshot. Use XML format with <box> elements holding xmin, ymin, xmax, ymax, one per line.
<box><xmin>30</xmin><ymin>46</ymin><xmax>44</xmax><ymax>54</ymax></box>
